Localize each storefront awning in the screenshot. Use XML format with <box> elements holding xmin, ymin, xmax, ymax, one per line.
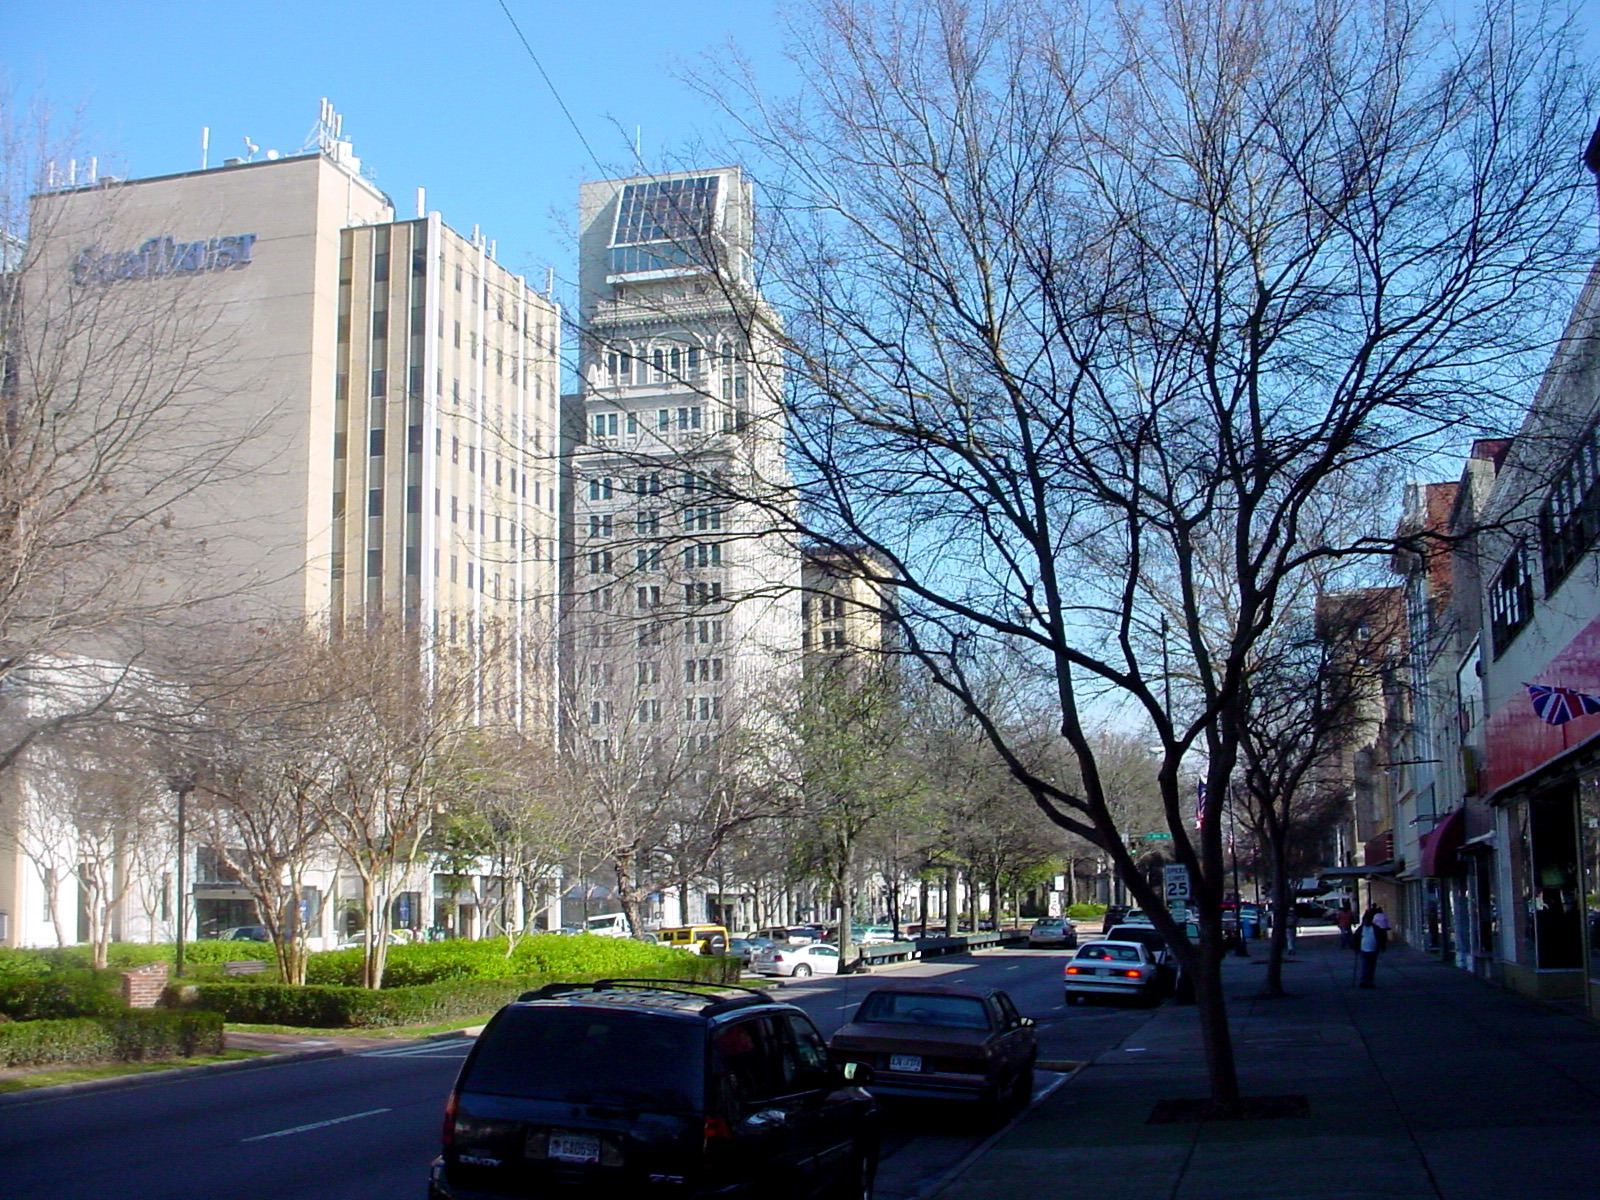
<box><xmin>1317</xmin><ymin>861</ymin><xmax>1399</xmax><ymax>880</ymax></box>
<box><xmin>1419</xmin><ymin>808</ymin><xmax>1467</xmax><ymax>877</ymax></box>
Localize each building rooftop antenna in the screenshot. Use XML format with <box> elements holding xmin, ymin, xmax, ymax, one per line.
<box><xmin>298</xmin><ymin>97</ymin><xmax>345</xmax><ymax>156</ymax></box>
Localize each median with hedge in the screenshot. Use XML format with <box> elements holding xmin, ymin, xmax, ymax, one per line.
<box><xmin>171</xmin><ymin>935</ymin><xmax>741</xmax><ymax>1028</ymax></box>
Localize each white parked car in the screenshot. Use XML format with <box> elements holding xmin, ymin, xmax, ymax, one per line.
<box><xmin>751</xmin><ymin>941</ymin><xmax>843</xmax><ymax>978</ymax></box>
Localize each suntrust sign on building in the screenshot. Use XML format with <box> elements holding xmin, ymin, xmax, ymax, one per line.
<box><xmin>70</xmin><ymin>232</ymin><xmax>257</xmax><ymax>284</ymax></box>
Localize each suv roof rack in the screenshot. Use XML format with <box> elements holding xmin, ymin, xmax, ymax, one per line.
<box><xmin>518</xmin><ymin>978</ymin><xmax>775</xmax><ymax>1015</ymax></box>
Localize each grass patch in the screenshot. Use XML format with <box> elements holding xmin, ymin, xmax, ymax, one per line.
<box><xmin>228</xmin><ymin>1017</ymin><xmax>488</xmax><ymax>1040</ymax></box>
<box><xmin>0</xmin><ymin>1049</ymin><xmax>267</xmax><ymax>1094</ymax></box>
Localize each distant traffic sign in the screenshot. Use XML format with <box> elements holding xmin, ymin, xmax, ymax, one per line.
<box><xmin>1145</xmin><ymin>831</ymin><xmax>1173</xmax><ymax>841</ymax></box>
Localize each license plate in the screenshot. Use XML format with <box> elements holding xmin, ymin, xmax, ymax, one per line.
<box><xmin>889</xmin><ymin>1054</ymin><xmax>922</xmax><ymax>1072</ymax></box>
<box><xmin>547</xmin><ymin>1134</ymin><xmax>601</xmax><ymax>1164</ymax></box>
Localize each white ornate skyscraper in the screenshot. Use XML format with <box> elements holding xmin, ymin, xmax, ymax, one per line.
<box><xmin>567</xmin><ymin>167</ymin><xmax>800</xmax><ymax>772</ymax></box>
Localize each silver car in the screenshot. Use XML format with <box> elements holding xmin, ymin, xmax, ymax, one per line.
<box><xmin>1063</xmin><ymin>940</ymin><xmax>1161</xmax><ymax>1005</ymax></box>
<box><xmin>1027</xmin><ymin>917</ymin><xmax>1078</xmax><ymax>949</ymax></box>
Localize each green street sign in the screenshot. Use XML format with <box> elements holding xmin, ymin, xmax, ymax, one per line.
<box><xmin>1145</xmin><ymin>831</ymin><xmax>1173</xmax><ymax>841</ymax></box>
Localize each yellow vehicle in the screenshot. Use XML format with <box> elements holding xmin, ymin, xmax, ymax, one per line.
<box><xmin>653</xmin><ymin>924</ymin><xmax>730</xmax><ymax>955</ymax></box>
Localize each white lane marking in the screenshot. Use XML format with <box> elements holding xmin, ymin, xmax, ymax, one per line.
<box><xmin>242</xmin><ymin>1107</ymin><xmax>392</xmax><ymax>1142</ymax></box>
<box><xmin>360</xmin><ymin>1041</ymin><xmax>471</xmax><ymax>1058</ymax></box>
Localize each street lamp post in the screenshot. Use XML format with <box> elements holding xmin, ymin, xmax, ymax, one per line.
<box><xmin>167</xmin><ymin>775</ymin><xmax>195</xmax><ymax>977</ymax></box>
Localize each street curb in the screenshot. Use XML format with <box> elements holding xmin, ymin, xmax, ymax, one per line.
<box><xmin>0</xmin><ymin>1046</ymin><xmax>346</xmax><ymax>1107</ymax></box>
<box><xmin>911</xmin><ymin>1061</ymin><xmax>1087</xmax><ymax>1200</ymax></box>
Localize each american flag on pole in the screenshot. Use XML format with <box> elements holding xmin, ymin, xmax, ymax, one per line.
<box><xmin>1195</xmin><ymin>781</ymin><xmax>1207</xmax><ymax>829</ymax></box>
<box><xmin>1526</xmin><ymin>684</ymin><xmax>1600</xmax><ymax>726</ymax></box>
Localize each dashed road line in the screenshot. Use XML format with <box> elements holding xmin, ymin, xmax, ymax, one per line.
<box><xmin>241</xmin><ymin>1107</ymin><xmax>391</xmax><ymax>1142</ymax></box>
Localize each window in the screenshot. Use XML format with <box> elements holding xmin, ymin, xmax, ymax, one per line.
<box><xmin>637</xmin><ymin>698</ymin><xmax>661</xmax><ymax>723</ymax></box>
<box><xmin>592</xmin><ymin>412</ymin><xmax>619</xmax><ymax>440</ymax></box>
<box><xmin>588</xmin><ymin>550</ymin><xmax>614</xmax><ymax>574</ymax></box>
<box><xmin>638</xmin><ymin>622</ymin><xmax>663</xmax><ymax>647</ymax></box>
<box><xmin>1489</xmin><ymin>542</ymin><xmax>1534</xmax><ymax>657</ymax></box>
<box><xmin>370</xmin><ymin>369</ymin><xmax>386</xmax><ymax>397</ymax></box>
<box><xmin>687</xmin><ymin>619</ymin><xmax>723</xmax><ymax>645</ymax></box>
<box><xmin>636</xmin><ymin>585</ymin><xmax>661</xmax><ymax>609</ymax></box>
<box><xmin>588</xmin><ymin>514</ymin><xmax>613</xmax><ymax>538</ymax></box>
<box><xmin>684</xmin><ymin>543</ymin><xmax>722</xmax><ymax>568</ymax></box>
<box><xmin>637</xmin><ymin>661</ymin><xmax>660</xmax><ymax>685</ymax></box>
<box><xmin>368</xmin><ymin>488</ymin><xmax>383</xmax><ymax>517</ymax></box>
<box><xmin>368</xmin><ymin>428</ymin><xmax>384</xmax><ymax>457</ymax></box>
<box><xmin>636</xmin><ymin>546</ymin><xmax>661</xmax><ymax>570</ymax></box>
<box><xmin>588</xmin><ymin>477</ymin><xmax>614</xmax><ymax>501</ymax></box>
<box><xmin>821</xmin><ymin>629</ymin><xmax>847</xmax><ymax>650</ymax></box>
<box><xmin>626</xmin><ymin>412</ymin><xmax>639</xmax><ymax>435</ymax></box>
<box><xmin>366</xmin><ymin>548</ymin><xmax>383</xmax><ymax>576</ymax></box>
<box><xmin>675</xmin><ymin>406</ymin><xmax>702</xmax><ymax>431</ymax></box>
<box><xmin>658</xmin><ymin>409</ymin><xmax>670</xmax><ymax>431</ymax></box>
<box><xmin>1540</xmin><ymin>417</ymin><xmax>1600</xmax><ymax>593</ymax></box>
<box><xmin>685</xmin><ymin>696</ymin><xmax>723</xmax><ymax>722</ymax></box>
<box><xmin>685</xmin><ymin>657</ymin><xmax>724</xmax><ymax>683</ymax></box>
<box><xmin>638</xmin><ymin>510</ymin><xmax>660</xmax><ymax>534</ymax></box>
<box><xmin>687</xmin><ymin>346</ymin><xmax>701</xmax><ymax>375</ymax></box>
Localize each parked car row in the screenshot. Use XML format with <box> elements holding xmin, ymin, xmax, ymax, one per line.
<box><xmin>431</xmin><ymin>976</ymin><xmax>1041</xmax><ymax>1198</ymax></box>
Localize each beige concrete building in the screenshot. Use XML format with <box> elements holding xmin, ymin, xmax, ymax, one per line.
<box><xmin>23</xmin><ymin>136</ymin><xmax>562</xmax><ymax>720</ymax></box>
<box><xmin>2</xmin><ymin>127</ymin><xmax>562</xmax><ymax>947</ymax></box>
<box><xmin>801</xmin><ymin>546</ymin><xmax>897</xmax><ymax>663</ymax></box>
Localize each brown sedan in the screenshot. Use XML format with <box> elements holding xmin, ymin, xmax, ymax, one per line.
<box><xmin>826</xmin><ymin>983</ymin><xmax>1036</xmax><ymax>1112</ymax></box>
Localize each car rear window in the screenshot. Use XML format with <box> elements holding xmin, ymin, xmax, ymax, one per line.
<box><xmin>1075</xmin><ymin>944</ymin><xmax>1143</xmax><ymax>962</ymax></box>
<box><xmin>463</xmin><ymin>1008</ymin><xmax>704</xmax><ymax>1109</ymax></box>
<box><xmin>854</xmin><ymin>992</ymin><xmax>991</xmax><ymax>1030</ymax></box>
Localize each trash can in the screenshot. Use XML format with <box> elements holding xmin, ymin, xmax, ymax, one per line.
<box><xmin>1240</xmin><ymin>915</ymin><xmax>1257</xmax><ymax>940</ymax></box>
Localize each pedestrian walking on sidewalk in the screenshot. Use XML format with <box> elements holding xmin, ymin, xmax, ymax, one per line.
<box><xmin>1357</xmin><ymin>911</ymin><xmax>1380</xmax><ymax>987</ymax></box>
<box><xmin>1334</xmin><ymin>903</ymin><xmax>1354</xmax><ymax>950</ymax></box>
<box><xmin>1373</xmin><ymin>905</ymin><xmax>1391</xmax><ymax>952</ymax></box>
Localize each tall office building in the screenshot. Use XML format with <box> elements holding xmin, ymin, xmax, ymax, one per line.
<box><xmin>21</xmin><ymin>119</ymin><xmax>563</xmax><ymax>722</ymax></box>
<box><xmin>567</xmin><ymin>168</ymin><xmax>800</xmax><ymax>764</ymax></box>
<box><xmin>2</xmin><ymin>116</ymin><xmax>563</xmax><ymax>947</ymax></box>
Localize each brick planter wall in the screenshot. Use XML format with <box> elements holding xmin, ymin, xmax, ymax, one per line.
<box><xmin>121</xmin><ymin>961</ymin><xmax>169</xmax><ymax>1008</ymax></box>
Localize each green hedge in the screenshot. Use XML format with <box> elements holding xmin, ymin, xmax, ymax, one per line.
<box><xmin>0</xmin><ymin>970</ymin><xmax>126</xmax><ymax>1020</ymax></box>
<box><xmin>0</xmin><ymin>1010</ymin><xmax>224</xmax><ymax>1068</ymax></box>
<box><xmin>305</xmin><ymin>933</ymin><xmax>729</xmax><ymax>988</ymax></box>
<box><xmin>178</xmin><ymin>956</ymin><xmax>742</xmax><ymax>1028</ymax></box>
<box><xmin>1067</xmin><ymin>903</ymin><xmax>1108</xmax><ymax>919</ymax></box>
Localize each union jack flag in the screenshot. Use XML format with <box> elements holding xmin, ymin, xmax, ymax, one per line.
<box><xmin>1526</xmin><ymin>683</ymin><xmax>1600</xmax><ymax>726</ymax></box>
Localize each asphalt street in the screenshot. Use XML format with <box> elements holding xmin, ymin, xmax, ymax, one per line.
<box><xmin>0</xmin><ymin>947</ymin><xmax>1162</xmax><ymax>1200</ymax></box>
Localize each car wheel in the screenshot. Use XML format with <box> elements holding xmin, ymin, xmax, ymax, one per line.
<box><xmin>791</xmin><ymin>963</ymin><xmax>813</xmax><ymax>978</ymax></box>
<box><xmin>830</xmin><ymin>1146</ymin><xmax>877</xmax><ymax>1200</ymax></box>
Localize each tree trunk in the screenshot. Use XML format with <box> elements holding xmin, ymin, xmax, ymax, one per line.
<box><xmin>1190</xmin><ymin>929</ymin><xmax>1242</xmax><ymax>1111</ymax></box>
<box><xmin>1262</xmin><ymin>839</ymin><xmax>1292</xmax><ymax>997</ymax></box>
<box><xmin>612</xmin><ymin>846</ymin><xmax>644</xmax><ymax>940</ymax></box>
<box><xmin>943</xmin><ymin>868</ymin><xmax>957</xmax><ymax>934</ymax></box>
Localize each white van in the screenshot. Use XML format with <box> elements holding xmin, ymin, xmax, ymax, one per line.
<box><xmin>583</xmin><ymin>912</ymin><xmax>632</xmax><ymax>938</ymax></box>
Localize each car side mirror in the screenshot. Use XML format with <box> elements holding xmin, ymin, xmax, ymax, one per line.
<box><xmin>841</xmin><ymin>1061</ymin><xmax>876</xmax><ymax>1086</ymax></box>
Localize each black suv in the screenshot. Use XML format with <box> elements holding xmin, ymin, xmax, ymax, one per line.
<box><xmin>430</xmin><ymin>980</ymin><xmax>879</xmax><ymax>1199</ymax></box>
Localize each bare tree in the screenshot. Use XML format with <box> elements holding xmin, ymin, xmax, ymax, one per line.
<box><xmin>308</xmin><ymin>621</ymin><xmax>496</xmax><ymax>988</ymax></box>
<box><xmin>1238</xmin><ymin>589</ymin><xmax>1405</xmax><ymax>994</ymax></box>
<box><xmin>695</xmin><ymin>0</ymin><xmax>1599</xmax><ymax>1105</ymax></box>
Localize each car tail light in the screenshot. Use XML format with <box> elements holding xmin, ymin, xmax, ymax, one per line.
<box><xmin>1119</xmin><ymin>969</ymin><xmax>1146</xmax><ymax>978</ymax></box>
<box><xmin>1065</xmin><ymin>966</ymin><xmax>1081</xmax><ymax>974</ymax></box>
<box><xmin>702</xmin><ymin>1115</ymin><xmax>733</xmax><ymax>1165</ymax></box>
<box><xmin>772</xmin><ymin>953</ymin><xmax>785</xmax><ymax>962</ymax></box>
<box><xmin>441</xmin><ymin>1090</ymin><xmax>459</xmax><ymax>1150</ymax></box>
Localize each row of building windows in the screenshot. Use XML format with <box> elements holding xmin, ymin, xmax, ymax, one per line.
<box><xmin>587</xmin><ymin>472</ymin><xmax>722</xmax><ymax>501</ymax></box>
<box><xmin>590</xmin><ymin>695</ymin><xmax>723</xmax><ymax>725</ymax></box>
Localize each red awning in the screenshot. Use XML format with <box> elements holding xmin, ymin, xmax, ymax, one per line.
<box><xmin>1419</xmin><ymin>808</ymin><xmax>1467</xmax><ymax>877</ymax></box>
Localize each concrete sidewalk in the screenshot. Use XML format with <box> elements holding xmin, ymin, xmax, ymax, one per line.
<box><xmin>936</xmin><ymin>929</ymin><xmax>1600</xmax><ymax>1199</ymax></box>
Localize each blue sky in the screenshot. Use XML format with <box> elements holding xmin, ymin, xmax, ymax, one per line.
<box><xmin>1</xmin><ymin>0</ymin><xmax>792</xmax><ymax>293</ymax></box>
